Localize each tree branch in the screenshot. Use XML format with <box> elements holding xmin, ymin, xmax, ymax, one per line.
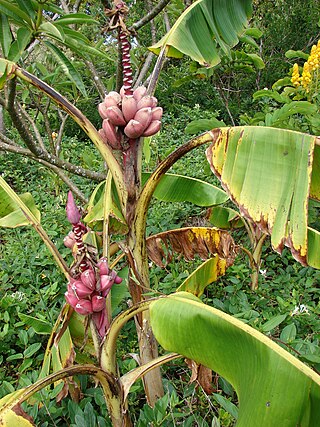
<box><xmin>130</xmin><ymin>0</ymin><xmax>171</xmax><ymax>32</ymax></box>
<box><xmin>0</xmin><ymin>134</ymin><xmax>107</xmax><ymax>182</ymax></box>
<box><xmin>134</xmin><ymin>52</ymin><xmax>154</xmax><ymax>88</ymax></box>
<box><xmin>8</xmin><ymin>103</ymin><xmax>45</xmax><ymax>156</ymax></box>
<box><xmin>163</xmin><ymin>11</ymin><xmax>171</xmax><ymax>32</ymax></box>
<box><xmin>147</xmin><ymin>45</ymin><xmax>168</xmax><ymax>95</ymax></box>
<box><xmin>85</xmin><ymin>61</ymin><xmax>107</xmax><ymax>100</ymax></box>
<box><xmin>46</xmin><ymin>164</ymin><xmax>88</xmax><ymax>203</ymax></box>
<box><xmin>17</xmin><ymin>101</ymin><xmax>47</xmax><ymax>151</ymax></box>
<box><xmin>55</xmin><ymin>111</ymin><xmax>68</xmax><ymax>157</ymax></box>
<box><xmin>0</xmin><ymin>136</ymin><xmax>88</xmax><ymax>202</ymax></box>
<box><xmin>133</xmin><ymin>0</ymin><xmax>157</xmax><ymax>87</ymax></box>
<box><xmin>73</xmin><ymin>0</ymin><xmax>82</xmax><ymax>13</ymax></box>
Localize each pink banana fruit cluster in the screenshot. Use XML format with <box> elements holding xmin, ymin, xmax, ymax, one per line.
<box><xmin>98</xmin><ymin>86</ymin><xmax>163</xmax><ymax>149</ymax></box>
<box><xmin>64</xmin><ymin>192</ymin><xmax>122</xmax><ymax>337</ymax></box>
<box><xmin>65</xmin><ymin>258</ymin><xmax>122</xmax><ymax>337</ymax></box>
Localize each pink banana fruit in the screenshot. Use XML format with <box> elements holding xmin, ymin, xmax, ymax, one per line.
<box><xmin>133</xmin><ymin>86</ymin><xmax>147</xmax><ymax>101</ymax></box>
<box><xmin>63</xmin><ymin>231</ymin><xmax>76</xmax><ymax>249</ymax></box>
<box><xmin>98</xmin><ymin>258</ymin><xmax>109</xmax><ymax>275</ymax></box>
<box><xmin>68</xmin><ymin>280</ymin><xmax>92</xmax><ymax>299</ymax></box>
<box><xmin>104</xmin><ymin>91</ymin><xmax>121</xmax><ymax>108</ymax></box>
<box><xmin>122</xmin><ymin>95</ymin><xmax>138</xmax><ymax>122</ymax></box>
<box><xmin>124</xmin><ymin>119</ymin><xmax>145</xmax><ymax>138</ymax></box>
<box><xmin>106</xmin><ymin>106</ymin><xmax>127</xmax><ymax>126</ymax></box>
<box><xmin>102</xmin><ymin>119</ymin><xmax>121</xmax><ymax>149</ymax></box>
<box><xmin>80</xmin><ymin>268</ymin><xmax>96</xmax><ymax>290</ymax></box>
<box><xmin>65</xmin><ymin>290</ymin><xmax>79</xmax><ymax>307</ymax></box>
<box><xmin>92</xmin><ymin>295</ymin><xmax>106</xmax><ymax>312</ymax></box>
<box><xmin>142</xmin><ymin>120</ymin><xmax>161</xmax><ymax>137</ymax></box>
<box><xmin>136</xmin><ymin>95</ymin><xmax>154</xmax><ymax>109</ymax></box>
<box><xmin>151</xmin><ymin>107</ymin><xmax>163</xmax><ymax>121</ymax></box>
<box><xmin>134</xmin><ymin>107</ymin><xmax>152</xmax><ymax>131</ymax></box>
<box><xmin>98</xmin><ymin>103</ymin><xmax>109</xmax><ymax>119</ymax></box>
<box><xmin>74</xmin><ymin>299</ymin><xmax>93</xmax><ymax>315</ymax></box>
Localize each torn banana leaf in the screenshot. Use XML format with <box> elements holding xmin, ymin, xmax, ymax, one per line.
<box><xmin>147</xmin><ymin>226</ymin><xmax>236</xmax><ymax>267</ymax></box>
<box><xmin>206</xmin><ymin>127</ymin><xmax>320</xmax><ymax>268</ymax></box>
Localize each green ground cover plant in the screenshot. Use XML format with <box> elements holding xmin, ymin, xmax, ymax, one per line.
<box><xmin>0</xmin><ymin>1</ymin><xmax>320</xmax><ymax>426</ymax></box>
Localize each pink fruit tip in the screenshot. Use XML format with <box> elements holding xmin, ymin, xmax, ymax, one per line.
<box><xmin>66</xmin><ymin>191</ymin><xmax>81</xmax><ymax>224</ymax></box>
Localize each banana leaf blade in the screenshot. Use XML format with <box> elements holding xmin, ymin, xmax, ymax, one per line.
<box><xmin>0</xmin><ymin>184</ymin><xmax>40</xmax><ymax>228</ymax></box>
<box><xmin>142</xmin><ymin>172</ymin><xmax>228</xmax><ymax>206</ymax></box>
<box><xmin>150</xmin><ymin>292</ymin><xmax>320</xmax><ymax>426</ymax></box>
<box><xmin>206</xmin><ymin>127</ymin><xmax>320</xmax><ymax>267</ymax></box>
<box><xmin>149</xmin><ymin>0</ymin><xmax>252</xmax><ymax>67</ymax></box>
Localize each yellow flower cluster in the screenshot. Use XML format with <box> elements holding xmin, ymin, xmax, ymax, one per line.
<box><xmin>301</xmin><ymin>62</ymin><xmax>312</xmax><ymax>90</ymax></box>
<box><xmin>291</xmin><ymin>40</ymin><xmax>320</xmax><ymax>92</ymax></box>
<box><xmin>291</xmin><ymin>63</ymin><xmax>300</xmax><ymax>87</ymax></box>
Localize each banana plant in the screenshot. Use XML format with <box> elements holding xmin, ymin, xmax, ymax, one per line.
<box><xmin>0</xmin><ymin>0</ymin><xmax>252</xmax><ymax>421</ymax></box>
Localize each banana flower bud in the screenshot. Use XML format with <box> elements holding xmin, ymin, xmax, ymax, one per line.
<box><xmin>66</xmin><ymin>191</ymin><xmax>81</xmax><ymax>224</ymax></box>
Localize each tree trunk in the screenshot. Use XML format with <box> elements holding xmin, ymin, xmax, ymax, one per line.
<box><xmin>0</xmin><ymin>106</ymin><xmax>5</xmax><ymax>135</ymax></box>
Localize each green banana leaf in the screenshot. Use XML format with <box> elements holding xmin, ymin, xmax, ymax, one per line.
<box><xmin>205</xmin><ymin>127</ymin><xmax>320</xmax><ymax>268</ymax></box>
<box><xmin>208</xmin><ymin>206</ymin><xmax>244</xmax><ymax>229</ymax></box>
<box><xmin>149</xmin><ymin>0</ymin><xmax>252</xmax><ymax>67</ymax></box>
<box><xmin>142</xmin><ymin>172</ymin><xmax>229</xmax><ymax>206</ymax></box>
<box><xmin>43</xmin><ymin>41</ymin><xmax>87</xmax><ymax>97</ymax></box>
<box><xmin>150</xmin><ymin>292</ymin><xmax>320</xmax><ymax>427</ymax></box>
<box><xmin>85</xmin><ymin>174</ymin><xmax>228</xmax><ymax>231</ymax></box>
<box><xmin>0</xmin><ymin>179</ymin><xmax>40</xmax><ymax>227</ymax></box>
<box><xmin>83</xmin><ymin>180</ymin><xmax>127</xmax><ymax>234</ymax></box>
<box><xmin>185</xmin><ymin>118</ymin><xmax>226</xmax><ymax>135</ymax></box>
<box><xmin>177</xmin><ymin>256</ymin><xmax>227</xmax><ymax>296</ymax></box>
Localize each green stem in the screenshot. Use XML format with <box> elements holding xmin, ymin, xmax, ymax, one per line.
<box><xmin>250</xmin><ymin>233</ymin><xmax>268</xmax><ymax>291</ymax></box>
<box><xmin>1</xmin><ymin>365</ymin><xmax>115</xmax><ymax>413</ymax></box>
<box><xmin>35</xmin><ymin>5</ymin><xmax>43</xmax><ymax>30</ymax></box>
<box><xmin>121</xmin><ymin>353</ymin><xmax>180</xmax><ymax>402</ymax></box>
<box><xmin>133</xmin><ymin>132</ymin><xmax>215</xmax><ymax>259</ymax></box>
<box><xmin>103</xmin><ymin>172</ymin><xmax>113</xmax><ymax>328</ymax></box>
<box><xmin>100</xmin><ymin>300</ymin><xmax>151</xmax><ymax>376</ymax></box>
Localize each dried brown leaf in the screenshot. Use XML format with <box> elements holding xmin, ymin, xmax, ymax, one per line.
<box><xmin>147</xmin><ymin>227</ymin><xmax>237</xmax><ymax>267</ymax></box>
